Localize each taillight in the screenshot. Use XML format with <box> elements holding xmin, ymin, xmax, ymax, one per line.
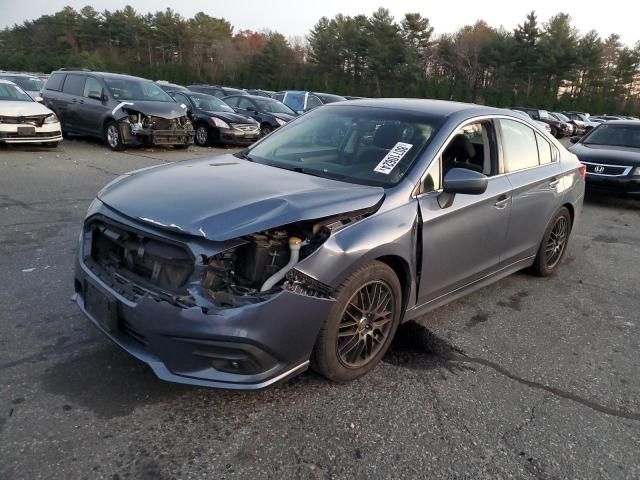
<box><xmin>578</xmin><ymin>164</ymin><xmax>587</xmax><ymax>178</ymax></box>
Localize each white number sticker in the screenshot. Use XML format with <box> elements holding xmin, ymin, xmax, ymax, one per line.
<box><xmin>373</xmin><ymin>142</ymin><xmax>413</xmax><ymax>174</ymax></box>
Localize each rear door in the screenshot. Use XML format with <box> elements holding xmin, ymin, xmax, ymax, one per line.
<box><xmin>498</xmin><ymin>119</ymin><xmax>564</xmax><ymax>264</ymax></box>
<box><xmin>60</xmin><ymin>74</ymin><xmax>87</xmax><ymax>132</ymax></box>
<box><xmin>42</xmin><ymin>72</ymin><xmax>66</xmax><ymax>122</ymax></box>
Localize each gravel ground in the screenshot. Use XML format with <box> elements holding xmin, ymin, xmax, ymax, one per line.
<box><xmin>1</xmin><ymin>138</ymin><xmax>639</xmax><ymax>479</ymax></box>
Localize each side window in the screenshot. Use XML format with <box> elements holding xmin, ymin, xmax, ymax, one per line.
<box><xmin>212</xmin><ymin>89</ymin><xmax>226</xmax><ymax>99</ymax></box>
<box><xmin>46</xmin><ymin>73</ymin><xmax>65</xmax><ymax>91</ymax></box>
<box><xmin>224</xmin><ymin>96</ymin><xmax>239</xmax><ymax>107</ymax></box>
<box><xmin>172</xmin><ymin>93</ymin><xmax>190</xmax><ymax>105</ymax></box>
<box><xmin>62</xmin><ymin>75</ymin><xmax>86</xmax><ymax>96</ymax></box>
<box><xmin>535</xmin><ymin>132</ymin><xmax>553</xmax><ymax>164</ymax></box>
<box><xmin>273</xmin><ymin>93</ymin><xmax>285</xmax><ymax>102</ymax></box>
<box><xmin>499</xmin><ymin>119</ymin><xmax>540</xmax><ymax>172</ymax></box>
<box><xmin>441</xmin><ymin>121</ymin><xmax>496</xmax><ymax>177</ymax></box>
<box><xmin>83</xmin><ymin>77</ymin><xmax>102</xmax><ymax>98</ymax></box>
<box><xmin>238</xmin><ymin>97</ymin><xmax>254</xmax><ymax>109</ymax></box>
<box><xmin>306</xmin><ymin>94</ymin><xmax>323</xmax><ymax>109</ymax></box>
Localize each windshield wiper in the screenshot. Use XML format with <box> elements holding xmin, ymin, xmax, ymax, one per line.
<box><xmin>234</xmin><ymin>149</ymin><xmax>254</xmax><ymax>162</ymax></box>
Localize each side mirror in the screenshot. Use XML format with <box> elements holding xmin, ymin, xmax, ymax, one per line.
<box><xmin>88</xmin><ymin>91</ymin><xmax>103</xmax><ymax>101</ymax></box>
<box><xmin>438</xmin><ymin>168</ymin><xmax>489</xmax><ymax>209</ymax></box>
<box><xmin>570</xmin><ymin>136</ymin><xmax>580</xmax><ymax>144</ymax></box>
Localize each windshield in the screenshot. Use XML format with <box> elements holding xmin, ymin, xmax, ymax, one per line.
<box><xmin>553</xmin><ymin>112</ymin><xmax>570</xmax><ymax>122</ymax></box>
<box><xmin>0</xmin><ymin>83</ymin><xmax>33</xmax><ymax>101</ymax></box>
<box><xmin>104</xmin><ymin>78</ymin><xmax>173</xmax><ymax>102</ymax></box>
<box><xmin>191</xmin><ymin>94</ymin><xmax>234</xmax><ymax>112</ymax></box>
<box><xmin>255</xmin><ymin>98</ymin><xmax>295</xmax><ymax>115</ymax></box>
<box><xmin>539</xmin><ymin>110</ymin><xmax>551</xmax><ymax>120</ymax></box>
<box><xmin>2</xmin><ymin>76</ymin><xmax>43</xmax><ymax>92</ymax></box>
<box><xmin>583</xmin><ymin>124</ymin><xmax>640</xmax><ymax>149</ymax></box>
<box><xmin>247</xmin><ymin>106</ymin><xmax>442</xmax><ymax>187</ymax></box>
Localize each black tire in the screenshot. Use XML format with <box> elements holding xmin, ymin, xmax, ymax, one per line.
<box><xmin>194</xmin><ymin>124</ymin><xmax>210</xmax><ymax>147</ymax></box>
<box><xmin>311</xmin><ymin>260</ymin><xmax>402</xmax><ymax>383</ymax></box>
<box><xmin>260</xmin><ymin>124</ymin><xmax>273</xmax><ymax>136</ymax></box>
<box><xmin>550</xmin><ymin>126</ymin><xmax>559</xmax><ymax>138</ymax></box>
<box><xmin>43</xmin><ymin>142</ymin><xmax>59</xmax><ymax>148</ymax></box>
<box><xmin>530</xmin><ymin>207</ymin><xmax>572</xmax><ymax>277</ymax></box>
<box><xmin>104</xmin><ymin>120</ymin><xmax>124</xmax><ymax>151</ymax></box>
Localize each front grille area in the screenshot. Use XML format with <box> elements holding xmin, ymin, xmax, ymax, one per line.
<box><xmin>87</xmin><ymin>219</ymin><xmax>194</xmax><ymax>295</ymax></box>
<box><xmin>583</xmin><ymin>162</ymin><xmax>630</xmax><ymax>176</ymax></box>
<box><xmin>231</xmin><ymin>123</ymin><xmax>259</xmax><ymax>132</ymax></box>
<box><xmin>0</xmin><ymin>115</ymin><xmax>48</xmax><ymax>127</ymax></box>
<box><xmin>150</xmin><ymin>116</ymin><xmax>191</xmax><ymax>130</ymax></box>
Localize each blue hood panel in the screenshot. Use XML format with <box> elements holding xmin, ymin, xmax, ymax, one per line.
<box><xmin>97</xmin><ymin>155</ymin><xmax>384</xmax><ymax>241</ymax></box>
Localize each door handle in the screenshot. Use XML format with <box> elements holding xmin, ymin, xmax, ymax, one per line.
<box><xmin>71</xmin><ymin>98</ymin><xmax>77</xmax><ymax>103</ymax></box>
<box><xmin>549</xmin><ymin>178</ymin><xmax>560</xmax><ymax>188</ymax></box>
<box><xmin>79</xmin><ymin>99</ymin><xmax>84</xmax><ymax>104</ymax></box>
<box><xmin>494</xmin><ymin>195</ymin><xmax>510</xmax><ymax>209</ymax></box>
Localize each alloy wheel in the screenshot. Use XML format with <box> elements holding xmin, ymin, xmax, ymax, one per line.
<box><xmin>107</xmin><ymin>125</ymin><xmax>119</xmax><ymax>148</ymax></box>
<box><xmin>196</xmin><ymin>126</ymin><xmax>208</xmax><ymax>145</ymax></box>
<box><xmin>336</xmin><ymin>280</ymin><xmax>394</xmax><ymax>368</ymax></box>
<box><xmin>545</xmin><ymin>216</ymin><xmax>569</xmax><ymax>268</ymax></box>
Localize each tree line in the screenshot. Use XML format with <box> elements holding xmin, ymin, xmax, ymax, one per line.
<box><xmin>1</xmin><ymin>6</ymin><xmax>639</xmax><ymax>114</ymax></box>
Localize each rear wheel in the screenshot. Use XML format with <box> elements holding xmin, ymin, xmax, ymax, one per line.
<box><xmin>311</xmin><ymin>261</ymin><xmax>402</xmax><ymax>383</ymax></box>
<box><xmin>530</xmin><ymin>207</ymin><xmax>571</xmax><ymax>277</ymax></box>
<box><xmin>104</xmin><ymin>120</ymin><xmax>124</xmax><ymax>151</ymax></box>
<box><xmin>194</xmin><ymin>124</ymin><xmax>210</xmax><ymax>147</ymax></box>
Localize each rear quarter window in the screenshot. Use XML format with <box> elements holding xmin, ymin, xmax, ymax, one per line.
<box><xmin>45</xmin><ymin>73</ymin><xmax>66</xmax><ymax>91</ymax></box>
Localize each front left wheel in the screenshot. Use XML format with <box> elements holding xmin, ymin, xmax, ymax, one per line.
<box><xmin>194</xmin><ymin>124</ymin><xmax>210</xmax><ymax>147</ymax></box>
<box><xmin>311</xmin><ymin>261</ymin><xmax>402</xmax><ymax>383</ymax></box>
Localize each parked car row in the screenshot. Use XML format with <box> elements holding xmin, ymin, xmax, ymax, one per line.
<box><xmin>9</xmin><ymin>68</ymin><xmax>349</xmax><ymax>150</ymax></box>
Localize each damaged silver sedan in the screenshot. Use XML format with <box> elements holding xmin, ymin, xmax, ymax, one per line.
<box><xmin>74</xmin><ymin>99</ymin><xmax>585</xmax><ymax>389</ymax></box>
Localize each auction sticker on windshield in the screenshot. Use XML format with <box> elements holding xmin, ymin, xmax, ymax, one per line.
<box><xmin>374</xmin><ymin>142</ymin><xmax>413</xmax><ymax>174</ymax></box>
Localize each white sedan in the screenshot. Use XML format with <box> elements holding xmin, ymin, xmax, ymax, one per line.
<box><xmin>0</xmin><ymin>79</ymin><xmax>62</xmax><ymax>147</ymax></box>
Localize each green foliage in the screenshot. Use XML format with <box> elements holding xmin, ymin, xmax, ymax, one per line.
<box><xmin>0</xmin><ymin>6</ymin><xmax>638</xmax><ymax>114</ymax></box>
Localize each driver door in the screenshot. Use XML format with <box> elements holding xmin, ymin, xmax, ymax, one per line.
<box><xmin>416</xmin><ymin>119</ymin><xmax>513</xmax><ymax>305</ymax></box>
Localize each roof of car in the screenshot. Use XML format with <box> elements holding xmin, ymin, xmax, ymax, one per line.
<box><xmin>326</xmin><ymin>98</ymin><xmax>507</xmax><ymax>118</ymax></box>
<box><xmin>54</xmin><ymin>70</ymin><xmax>151</xmax><ymax>82</ymax></box>
<box><xmin>0</xmin><ymin>78</ymin><xmax>16</xmax><ymax>85</ymax></box>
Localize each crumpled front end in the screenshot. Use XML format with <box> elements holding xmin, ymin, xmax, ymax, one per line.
<box><xmin>74</xmin><ymin>202</ymin><xmax>342</xmax><ymax>389</ymax></box>
<box><xmin>118</xmin><ymin>109</ymin><xmax>194</xmax><ymax>146</ymax></box>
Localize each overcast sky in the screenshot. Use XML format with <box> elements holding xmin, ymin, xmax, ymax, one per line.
<box><xmin>0</xmin><ymin>0</ymin><xmax>637</xmax><ymax>45</ymax></box>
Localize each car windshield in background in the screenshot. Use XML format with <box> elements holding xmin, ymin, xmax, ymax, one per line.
<box><xmin>104</xmin><ymin>78</ymin><xmax>173</xmax><ymax>102</ymax></box>
<box><xmin>553</xmin><ymin>113</ymin><xmax>571</xmax><ymax>122</ymax></box>
<box><xmin>583</xmin><ymin>124</ymin><xmax>640</xmax><ymax>148</ymax></box>
<box><xmin>191</xmin><ymin>94</ymin><xmax>234</xmax><ymax>112</ymax></box>
<box><xmin>247</xmin><ymin>106</ymin><xmax>441</xmax><ymax>187</ymax></box>
<box><xmin>0</xmin><ymin>83</ymin><xmax>33</xmax><ymax>101</ymax></box>
<box><xmin>255</xmin><ymin>98</ymin><xmax>296</xmax><ymax>115</ymax></box>
<box><xmin>285</xmin><ymin>92</ymin><xmax>305</xmax><ymax>111</ymax></box>
<box><xmin>2</xmin><ymin>76</ymin><xmax>44</xmax><ymax>91</ymax></box>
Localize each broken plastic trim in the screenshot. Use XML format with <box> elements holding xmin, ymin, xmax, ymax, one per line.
<box><xmin>284</xmin><ymin>269</ymin><xmax>335</xmax><ymax>299</ymax></box>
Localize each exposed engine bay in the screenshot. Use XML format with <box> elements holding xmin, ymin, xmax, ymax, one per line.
<box><xmin>117</xmin><ymin>107</ymin><xmax>194</xmax><ymax>146</ymax></box>
<box><xmin>201</xmin><ymin>211</ymin><xmax>373</xmax><ymax>307</ymax></box>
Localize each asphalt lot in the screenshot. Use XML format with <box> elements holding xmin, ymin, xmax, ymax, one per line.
<box><xmin>1</xmin><ymin>137</ymin><xmax>639</xmax><ymax>479</ymax></box>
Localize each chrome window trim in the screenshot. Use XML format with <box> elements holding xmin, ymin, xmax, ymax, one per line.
<box><xmin>414</xmin><ymin>114</ymin><xmax>556</xmax><ymax>198</ymax></box>
<box><xmin>580</xmin><ymin>161</ymin><xmax>633</xmax><ymax>177</ymax></box>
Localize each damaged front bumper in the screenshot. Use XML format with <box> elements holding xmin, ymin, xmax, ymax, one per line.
<box><xmin>119</xmin><ymin>116</ymin><xmax>195</xmax><ymax>147</ymax></box>
<box><xmin>73</xmin><ymin>211</ymin><xmax>335</xmax><ymax>390</ymax></box>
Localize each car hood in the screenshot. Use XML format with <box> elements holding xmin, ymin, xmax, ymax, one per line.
<box><xmin>0</xmin><ymin>100</ymin><xmax>53</xmax><ymax>116</ymax></box>
<box><xmin>115</xmin><ymin>100</ymin><xmax>189</xmax><ymax>119</ymax></box>
<box><xmin>271</xmin><ymin>112</ymin><xmax>295</xmax><ymax>122</ymax></box>
<box><xmin>570</xmin><ymin>143</ymin><xmax>640</xmax><ymax>166</ymax></box>
<box><xmin>206</xmin><ymin>111</ymin><xmax>257</xmax><ymax>124</ymax></box>
<box><xmin>97</xmin><ymin>155</ymin><xmax>385</xmax><ymax>241</ymax></box>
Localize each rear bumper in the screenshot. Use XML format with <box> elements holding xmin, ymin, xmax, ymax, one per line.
<box><xmin>74</xmin><ymin>252</ymin><xmax>334</xmax><ymax>390</ymax></box>
<box><xmin>585</xmin><ymin>174</ymin><xmax>640</xmax><ymax>195</ymax></box>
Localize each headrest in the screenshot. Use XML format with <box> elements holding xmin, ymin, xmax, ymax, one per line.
<box><xmin>374</xmin><ymin>124</ymin><xmax>402</xmax><ymax>149</ymax></box>
<box><xmin>447</xmin><ymin>134</ymin><xmax>476</xmax><ymax>159</ymax></box>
